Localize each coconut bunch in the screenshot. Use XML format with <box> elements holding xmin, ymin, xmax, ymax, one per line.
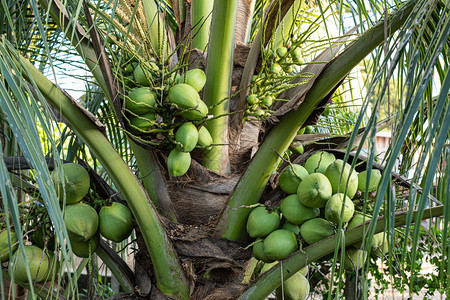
<box><xmin>245</xmin><ymin>45</ymin><xmax>306</xmax><ymax>120</ymax></box>
<box><xmin>245</xmin><ymin>150</ymin><xmax>387</xmax><ymax>296</ymax></box>
<box><xmin>121</xmin><ymin>59</ymin><xmax>213</xmax><ymax>177</ymax></box>
<box><xmin>52</xmin><ymin>163</ymin><xmax>134</xmax><ymax>257</ymax></box>
<box><xmin>1</xmin><ymin>163</ymin><xmax>136</xmax><ymax>286</ymax></box>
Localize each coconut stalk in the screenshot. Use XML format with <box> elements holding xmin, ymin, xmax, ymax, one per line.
<box><xmin>16</xmin><ymin>56</ymin><xmax>189</xmax><ymax>299</ymax></box>
<box><xmin>217</xmin><ymin>0</ymin><xmax>417</xmax><ymax>241</ymax></box>
<box><xmin>237</xmin><ymin>205</ymin><xmax>445</xmax><ymax>300</ymax></box>
<box><xmin>191</xmin><ymin>0</ymin><xmax>214</xmax><ymax>50</ymax></box>
<box><xmin>202</xmin><ymin>0</ymin><xmax>239</xmax><ymax>174</ymax></box>
<box><xmin>130</xmin><ymin>141</ymin><xmax>177</xmax><ymax>221</ymax></box>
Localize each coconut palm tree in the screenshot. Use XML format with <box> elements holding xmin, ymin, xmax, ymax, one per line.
<box><xmin>0</xmin><ymin>0</ymin><xmax>448</xmax><ymax>299</ymax></box>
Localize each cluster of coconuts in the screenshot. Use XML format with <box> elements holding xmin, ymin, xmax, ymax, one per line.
<box><xmin>52</xmin><ymin>163</ymin><xmax>134</xmax><ymax>256</ymax></box>
<box><xmin>123</xmin><ymin>63</ymin><xmax>213</xmax><ymax>177</ymax></box>
<box><xmin>0</xmin><ymin>163</ymin><xmax>134</xmax><ymax>286</ymax></box>
<box><xmin>246</xmin><ymin>151</ymin><xmax>386</xmax><ymax>298</ymax></box>
<box><xmin>245</xmin><ymin>45</ymin><xmax>303</xmax><ymax>119</ymax></box>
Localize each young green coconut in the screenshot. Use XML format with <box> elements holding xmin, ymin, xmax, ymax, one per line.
<box><xmin>99</xmin><ymin>202</ymin><xmax>133</xmax><ymax>243</ymax></box>
<box><xmin>64</xmin><ymin>203</ymin><xmax>99</xmax><ymax>242</ymax></box>
<box><xmin>51</xmin><ymin>163</ymin><xmax>90</xmax><ymax>205</ymax></box>
<box><xmin>9</xmin><ymin>245</ymin><xmax>51</xmax><ymax>285</ymax></box>
<box><xmin>246</xmin><ymin>206</ymin><xmax>280</xmax><ymax>238</ymax></box>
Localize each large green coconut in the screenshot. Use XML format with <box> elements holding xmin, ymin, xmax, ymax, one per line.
<box><xmin>280</xmin><ymin>195</ymin><xmax>320</xmax><ymax>225</ymax></box>
<box><xmin>358</xmin><ymin>169</ymin><xmax>382</xmax><ymax>193</ymax></box>
<box><xmin>279</xmin><ymin>164</ymin><xmax>309</xmax><ymax>194</ymax></box>
<box><xmin>304</xmin><ymin>151</ymin><xmax>336</xmax><ymax>174</ymax></box>
<box><xmin>64</xmin><ymin>203</ymin><xmax>99</xmax><ymax>242</ymax></box>
<box><xmin>168</xmin><ymin>84</ymin><xmax>208</xmax><ymax>120</ymax></box>
<box><xmin>126</xmin><ymin>87</ymin><xmax>157</xmax><ymax>115</ymax></box>
<box><xmin>300</xmin><ymin>218</ymin><xmax>335</xmax><ymax>245</ymax></box>
<box><xmin>0</xmin><ymin>229</ymin><xmax>18</xmax><ymax>262</ymax></box>
<box><xmin>325</xmin><ymin>159</ymin><xmax>358</xmax><ymax>198</ymax></box>
<box><xmin>167</xmin><ymin>149</ymin><xmax>191</xmax><ymax>177</ymax></box>
<box><xmin>9</xmin><ymin>245</ymin><xmax>51</xmax><ymax>285</ymax></box>
<box><xmin>342</xmin><ymin>248</ymin><xmax>368</xmax><ymax>272</ymax></box>
<box><xmin>175</xmin><ymin>122</ymin><xmax>198</xmax><ymax>152</ymax></box>
<box><xmin>246</xmin><ymin>206</ymin><xmax>280</xmax><ymax>238</ymax></box>
<box><xmin>297</xmin><ymin>173</ymin><xmax>332</xmax><ymax>208</ymax></box>
<box><xmin>99</xmin><ymin>202</ymin><xmax>133</xmax><ymax>243</ymax></box>
<box><xmin>263</xmin><ymin>229</ymin><xmax>298</xmax><ymax>261</ymax></box>
<box><xmin>51</xmin><ymin>163</ymin><xmax>90</xmax><ymax>205</ymax></box>
<box><xmin>324</xmin><ymin>193</ymin><xmax>355</xmax><ymax>224</ymax></box>
<box><xmin>276</xmin><ymin>272</ymin><xmax>310</xmax><ymax>300</ymax></box>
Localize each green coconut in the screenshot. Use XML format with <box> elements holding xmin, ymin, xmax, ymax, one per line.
<box><xmin>176</xmin><ymin>69</ymin><xmax>206</xmax><ymax>92</ymax></box>
<box><xmin>276</xmin><ymin>46</ymin><xmax>288</xmax><ymax>57</ymax></box>
<box><xmin>347</xmin><ymin>214</ymin><xmax>381</xmax><ymax>249</ymax></box>
<box><xmin>263</xmin><ymin>229</ymin><xmax>298</xmax><ymax>261</ymax></box>
<box><xmin>300</xmin><ymin>218</ymin><xmax>335</xmax><ymax>245</ymax></box>
<box><xmin>9</xmin><ymin>245</ymin><xmax>51</xmax><ymax>285</ymax></box>
<box><xmin>0</xmin><ymin>229</ymin><xmax>18</xmax><ymax>262</ymax></box>
<box><xmin>358</xmin><ymin>169</ymin><xmax>382</xmax><ymax>194</ymax></box>
<box><xmin>297</xmin><ymin>173</ymin><xmax>332</xmax><ymax>208</ymax></box>
<box><xmin>280</xmin><ymin>195</ymin><xmax>320</xmax><ymax>225</ymax></box>
<box><xmin>125</xmin><ymin>87</ymin><xmax>157</xmax><ymax>115</ymax></box>
<box><xmin>279</xmin><ymin>164</ymin><xmax>309</xmax><ymax>194</ymax></box>
<box><xmin>51</xmin><ymin>163</ymin><xmax>90</xmax><ymax>205</ymax></box>
<box><xmin>342</xmin><ymin>248</ymin><xmax>368</xmax><ymax>272</ymax></box>
<box><xmin>324</xmin><ymin>193</ymin><xmax>355</xmax><ymax>224</ymax></box>
<box><xmin>167</xmin><ymin>149</ymin><xmax>191</xmax><ymax>177</ymax></box>
<box><xmin>252</xmin><ymin>239</ymin><xmax>274</xmax><ymax>263</ymax></box>
<box><xmin>246</xmin><ymin>206</ymin><xmax>280</xmax><ymax>238</ymax></box>
<box><xmin>70</xmin><ymin>232</ymin><xmax>100</xmax><ymax>258</ymax></box>
<box><xmin>289</xmin><ymin>141</ymin><xmax>304</xmax><ymax>155</ymax></box>
<box><xmin>168</xmin><ymin>84</ymin><xmax>208</xmax><ymax>120</ymax></box>
<box><xmin>276</xmin><ymin>272</ymin><xmax>310</xmax><ymax>300</ymax></box>
<box><xmin>128</xmin><ymin>111</ymin><xmax>156</xmax><ymax>133</ymax></box>
<box><xmin>325</xmin><ymin>159</ymin><xmax>358</xmax><ymax>198</ymax></box>
<box><xmin>304</xmin><ymin>151</ymin><xmax>336</xmax><ymax>175</ymax></box>
<box><xmin>175</xmin><ymin>122</ymin><xmax>198</xmax><ymax>152</ymax></box>
<box><xmin>371</xmin><ymin>237</ymin><xmax>389</xmax><ymax>258</ymax></box>
<box><xmin>197</xmin><ymin>126</ymin><xmax>213</xmax><ymax>149</ymax></box>
<box><xmin>64</xmin><ymin>203</ymin><xmax>99</xmax><ymax>242</ymax></box>
<box><xmin>99</xmin><ymin>202</ymin><xmax>133</xmax><ymax>243</ymax></box>
<box><xmin>133</xmin><ymin>64</ymin><xmax>151</xmax><ymax>86</ymax></box>
<box><xmin>281</xmin><ymin>222</ymin><xmax>301</xmax><ymax>235</ymax></box>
